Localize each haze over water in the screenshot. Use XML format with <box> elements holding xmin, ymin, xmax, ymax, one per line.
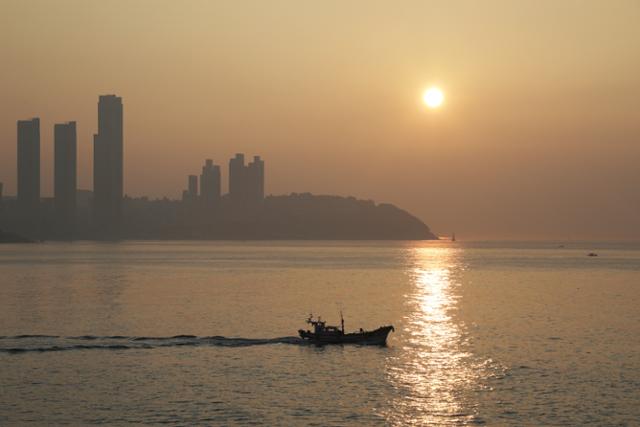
<box><xmin>1</xmin><ymin>241</ymin><xmax>638</xmax><ymax>425</ymax></box>
<box><xmin>2</xmin><ymin>1</ymin><xmax>640</xmax><ymax>240</ymax></box>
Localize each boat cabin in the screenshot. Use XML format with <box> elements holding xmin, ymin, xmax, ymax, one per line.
<box><xmin>306</xmin><ymin>315</ymin><xmax>344</xmax><ymax>336</ymax></box>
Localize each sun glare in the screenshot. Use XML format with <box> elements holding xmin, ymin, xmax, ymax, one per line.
<box><xmin>423</xmin><ymin>87</ymin><xmax>444</xmax><ymax>109</ymax></box>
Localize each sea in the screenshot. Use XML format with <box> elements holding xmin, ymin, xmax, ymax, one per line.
<box><xmin>0</xmin><ymin>240</ymin><xmax>638</xmax><ymax>426</ymax></box>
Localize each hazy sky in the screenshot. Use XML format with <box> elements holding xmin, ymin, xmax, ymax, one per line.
<box><xmin>1</xmin><ymin>0</ymin><xmax>639</xmax><ymax>240</ymax></box>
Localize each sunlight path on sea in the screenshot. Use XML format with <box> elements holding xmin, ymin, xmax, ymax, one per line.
<box><xmin>384</xmin><ymin>246</ymin><xmax>485</xmax><ymax>425</ymax></box>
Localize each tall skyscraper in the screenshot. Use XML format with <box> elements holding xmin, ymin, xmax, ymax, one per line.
<box><xmin>228</xmin><ymin>153</ymin><xmax>246</xmax><ymax>201</ymax></box>
<box><xmin>200</xmin><ymin>159</ymin><xmax>221</xmax><ymax>206</ymax></box>
<box><xmin>17</xmin><ymin>118</ymin><xmax>40</xmax><ymax>214</ymax></box>
<box><xmin>54</xmin><ymin>121</ymin><xmax>77</xmax><ymax>229</ymax></box>
<box><xmin>93</xmin><ymin>95</ymin><xmax>123</xmax><ymax>230</ymax></box>
<box><xmin>247</xmin><ymin>156</ymin><xmax>264</xmax><ymax>201</ymax></box>
<box><xmin>228</xmin><ymin>153</ymin><xmax>264</xmax><ymax>204</ymax></box>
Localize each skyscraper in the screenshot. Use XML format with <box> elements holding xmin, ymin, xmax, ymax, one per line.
<box><xmin>54</xmin><ymin>121</ymin><xmax>77</xmax><ymax>229</ymax></box>
<box><xmin>93</xmin><ymin>95</ymin><xmax>123</xmax><ymax>230</ymax></box>
<box><xmin>228</xmin><ymin>153</ymin><xmax>246</xmax><ymax>202</ymax></box>
<box><xmin>228</xmin><ymin>153</ymin><xmax>264</xmax><ymax>204</ymax></box>
<box><xmin>200</xmin><ymin>159</ymin><xmax>221</xmax><ymax>206</ymax></box>
<box><xmin>17</xmin><ymin>118</ymin><xmax>40</xmax><ymax>214</ymax></box>
<box><xmin>247</xmin><ymin>155</ymin><xmax>264</xmax><ymax>201</ymax></box>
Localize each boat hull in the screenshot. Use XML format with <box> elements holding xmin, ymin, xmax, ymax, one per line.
<box><xmin>298</xmin><ymin>325</ymin><xmax>394</xmax><ymax>346</ymax></box>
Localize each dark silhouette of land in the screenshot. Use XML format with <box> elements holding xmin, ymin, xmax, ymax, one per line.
<box><xmin>0</xmin><ymin>192</ymin><xmax>436</xmax><ymax>241</ymax></box>
<box><xmin>127</xmin><ymin>193</ymin><xmax>435</xmax><ymax>240</ymax></box>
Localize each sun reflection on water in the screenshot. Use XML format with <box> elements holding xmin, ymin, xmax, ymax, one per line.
<box><xmin>386</xmin><ymin>246</ymin><xmax>483</xmax><ymax>425</ymax></box>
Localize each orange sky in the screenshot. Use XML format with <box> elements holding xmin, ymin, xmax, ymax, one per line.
<box><xmin>1</xmin><ymin>0</ymin><xmax>639</xmax><ymax>240</ymax></box>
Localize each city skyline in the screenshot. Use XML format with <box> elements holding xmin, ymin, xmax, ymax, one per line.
<box><xmin>6</xmin><ymin>95</ymin><xmax>266</xmax><ymax>204</ymax></box>
<box><xmin>3</xmin><ymin>81</ymin><xmax>638</xmax><ymax>240</ymax></box>
<box><xmin>1</xmin><ymin>1</ymin><xmax>639</xmax><ymax>240</ymax></box>
<box><xmin>3</xmin><ymin>96</ymin><xmax>423</xmax><ymax>242</ymax></box>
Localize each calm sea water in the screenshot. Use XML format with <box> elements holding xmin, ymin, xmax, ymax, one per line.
<box><xmin>1</xmin><ymin>241</ymin><xmax>639</xmax><ymax>425</ymax></box>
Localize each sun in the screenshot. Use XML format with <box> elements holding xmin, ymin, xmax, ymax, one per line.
<box><xmin>423</xmin><ymin>87</ymin><xmax>444</xmax><ymax>109</ymax></box>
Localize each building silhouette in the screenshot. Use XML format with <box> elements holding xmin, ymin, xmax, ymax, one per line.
<box><xmin>17</xmin><ymin>118</ymin><xmax>40</xmax><ymax>215</ymax></box>
<box><xmin>229</xmin><ymin>153</ymin><xmax>245</xmax><ymax>202</ymax></box>
<box><xmin>188</xmin><ymin>175</ymin><xmax>198</xmax><ymax>199</ymax></box>
<box><xmin>54</xmin><ymin>121</ymin><xmax>77</xmax><ymax>231</ymax></box>
<box><xmin>1</xmin><ymin>94</ymin><xmax>297</xmax><ymax>241</ymax></box>
<box><xmin>182</xmin><ymin>174</ymin><xmax>198</xmax><ymax>202</ymax></box>
<box><xmin>228</xmin><ymin>153</ymin><xmax>264</xmax><ymax>204</ymax></box>
<box><xmin>93</xmin><ymin>95</ymin><xmax>123</xmax><ymax>230</ymax></box>
<box><xmin>0</xmin><ymin>97</ymin><xmax>437</xmax><ymax>241</ymax></box>
<box><xmin>200</xmin><ymin>159</ymin><xmax>221</xmax><ymax>206</ymax></box>
<box><xmin>247</xmin><ymin>155</ymin><xmax>264</xmax><ymax>201</ymax></box>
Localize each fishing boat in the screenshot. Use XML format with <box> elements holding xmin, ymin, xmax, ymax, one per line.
<box><xmin>298</xmin><ymin>313</ymin><xmax>394</xmax><ymax>345</ymax></box>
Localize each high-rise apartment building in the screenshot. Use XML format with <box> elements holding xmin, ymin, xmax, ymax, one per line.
<box><xmin>229</xmin><ymin>153</ymin><xmax>245</xmax><ymax>201</ymax></box>
<box><xmin>54</xmin><ymin>121</ymin><xmax>77</xmax><ymax>228</ymax></box>
<box><xmin>93</xmin><ymin>95</ymin><xmax>123</xmax><ymax>229</ymax></box>
<box><xmin>247</xmin><ymin>156</ymin><xmax>264</xmax><ymax>201</ymax></box>
<box><xmin>200</xmin><ymin>159</ymin><xmax>221</xmax><ymax>206</ymax></box>
<box><xmin>228</xmin><ymin>153</ymin><xmax>264</xmax><ymax>204</ymax></box>
<box><xmin>17</xmin><ymin>118</ymin><xmax>40</xmax><ymax>213</ymax></box>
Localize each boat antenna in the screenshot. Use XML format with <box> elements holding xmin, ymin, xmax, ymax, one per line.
<box><xmin>336</xmin><ymin>302</ymin><xmax>345</xmax><ymax>333</ymax></box>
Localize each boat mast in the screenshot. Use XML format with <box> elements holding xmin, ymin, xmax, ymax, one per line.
<box><xmin>340</xmin><ymin>310</ymin><xmax>345</xmax><ymax>333</ymax></box>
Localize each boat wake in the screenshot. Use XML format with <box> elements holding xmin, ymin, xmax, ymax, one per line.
<box><xmin>0</xmin><ymin>334</ymin><xmax>307</xmax><ymax>354</ymax></box>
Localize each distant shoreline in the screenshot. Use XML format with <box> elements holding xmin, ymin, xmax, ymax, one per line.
<box><xmin>0</xmin><ymin>230</ymin><xmax>35</xmax><ymax>244</ymax></box>
<box><xmin>1</xmin><ymin>193</ymin><xmax>437</xmax><ymax>241</ymax></box>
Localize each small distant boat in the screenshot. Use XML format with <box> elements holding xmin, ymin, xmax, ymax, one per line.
<box><xmin>587</xmin><ymin>252</ymin><xmax>598</xmax><ymax>257</ymax></box>
<box><xmin>298</xmin><ymin>313</ymin><xmax>394</xmax><ymax>346</ymax></box>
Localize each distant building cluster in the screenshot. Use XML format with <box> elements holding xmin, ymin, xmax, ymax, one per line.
<box><xmin>8</xmin><ymin>96</ymin><xmax>123</xmax><ymax>235</ymax></box>
<box><xmin>230</xmin><ymin>154</ymin><xmax>264</xmax><ymax>203</ymax></box>
<box><xmin>182</xmin><ymin>154</ymin><xmax>264</xmax><ymax>208</ymax></box>
<box><xmin>1</xmin><ymin>94</ymin><xmax>265</xmax><ymax>237</ymax></box>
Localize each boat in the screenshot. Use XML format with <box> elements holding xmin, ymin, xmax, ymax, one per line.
<box><xmin>298</xmin><ymin>313</ymin><xmax>394</xmax><ymax>345</ymax></box>
<box><xmin>587</xmin><ymin>252</ymin><xmax>598</xmax><ymax>257</ymax></box>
